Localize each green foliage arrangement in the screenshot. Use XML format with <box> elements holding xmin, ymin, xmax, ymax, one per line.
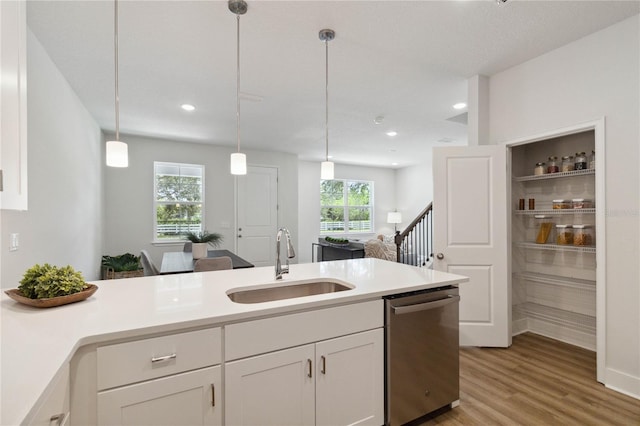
<box><xmin>184</xmin><ymin>230</ymin><xmax>223</xmax><ymax>246</ymax></box>
<box><xmin>325</xmin><ymin>236</ymin><xmax>349</xmax><ymax>244</ymax></box>
<box><xmin>101</xmin><ymin>253</ymin><xmax>141</xmax><ymax>272</ymax></box>
<box><xmin>18</xmin><ymin>264</ymin><xmax>86</xmax><ymax>299</ymax></box>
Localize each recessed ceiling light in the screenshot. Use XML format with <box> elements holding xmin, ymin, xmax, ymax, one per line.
<box><xmin>181</xmin><ymin>104</ymin><xmax>195</xmax><ymax>111</ymax></box>
<box><xmin>438</xmin><ymin>137</ymin><xmax>455</xmax><ymax>144</ymax></box>
<box><xmin>453</xmin><ymin>102</ymin><xmax>467</xmax><ymax>110</ymax></box>
<box><xmin>391</xmin><ymin>162</ymin><xmax>398</xmax><ymax>166</ymax></box>
<box><xmin>374</xmin><ymin>115</ymin><xmax>384</xmax><ymax>125</ymax></box>
<box><xmin>327</xmin><ymin>155</ymin><xmax>334</xmax><ymax>159</ymax></box>
<box><xmin>386</xmin><ymin>131</ymin><xmax>398</xmax><ymax>137</ymax></box>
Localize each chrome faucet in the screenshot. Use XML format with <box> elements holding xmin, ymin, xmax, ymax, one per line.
<box><xmin>275</xmin><ymin>227</ymin><xmax>296</xmax><ymax>280</ymax></box>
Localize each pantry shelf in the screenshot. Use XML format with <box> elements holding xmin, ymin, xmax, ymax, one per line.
<box><xmin>515</xmin><ymin>241</ymin><xmax>596</xmax><ymax>253</ymax></box>
<box><xmin>514</xmin><ymin>168</ymin><xmax>595</xmax><ymax>182</ymax></box>
<box><xmin>514</xmin><ymin>208</ymin><xmax>596</xmax><ymax>216</ymax></box>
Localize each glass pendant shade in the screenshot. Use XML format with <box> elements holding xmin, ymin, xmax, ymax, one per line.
<box><xmin>106</xmin><ymin>140</ymin><xmax>128</xmax><ymax>167</ymax></box>
<box><xmin>320</xmin><ymin>161</ymin><xmax>334</xmax><ymax>180</ymax></box>
<box><xmin>230</xmin><ymin>152</ymin><xmax>247</xmax><ymax>175</ymax></box>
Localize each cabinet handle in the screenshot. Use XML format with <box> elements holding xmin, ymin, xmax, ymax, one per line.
<box><xmin>50</xmin><ymin>412</ymin><xmax>68</xmax><ymax>426</ymax></box>
<box><xmin>321</xmin><ymin>355</ymin><xmax>326</xmax><ymax>374</ymax></box>
<box><xmin>151</xmin><ymin>353</ymin><xmax>177</xmax><ymax>364</ymax></box>
<box><xmin>211</xmin><ymin>383</ymin><xmax>215</xmax><ymax>407</ymax></box>
<box><xmin>307</xmin><ymin>359</ymin><xmax>312</xmax><ymax>378</ymax></box>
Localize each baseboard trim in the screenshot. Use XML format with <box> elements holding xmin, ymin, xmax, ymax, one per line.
<box><xmin>604</xmin><ymin>367</ymin><xmax>640</xmax><ymax>400</ymax></box>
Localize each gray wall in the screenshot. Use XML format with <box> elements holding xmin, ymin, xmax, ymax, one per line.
<box><xmin>104</xmin><ymin>134</ymin><xmax>298</xmax><ymax>268</ymax></box>
<box><xmin>1</xmin><ymin>30</ymin><xmax>104</xmax><ymax>287</ymax></box>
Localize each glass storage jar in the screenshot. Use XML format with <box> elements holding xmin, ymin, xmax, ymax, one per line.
<box><xmin>571</xmin><ymin>198</ymin><xmax>593</xmax><ymax>209</ymax></box>
<box><xmin>553</xmin><ymin>199</ymin><xmax>571</xmax><ymax>209</ymax></box>
<box><xmin>574</xmin><ymin>152</ymin><xmax>587</xmax><ymax>170</ymax></box>
<box><xmin>534</xmin><ymin>215</ymin><xmax>554</xmax><ymax>244</ymax></box>
<box><xmin>573</xmin><ymin>225</ymin><xmax>594</xmax><ymax>246</ymax></box>
<box><xmin>589</xmin><ymin>150</ymin><xmax>596</xmax><ymax>169</ymax></box>
<box><xmin>534</xmin><ymin>162</ymin><xmax>546</xmax><ymax>176</ymax></box>
<box><xmin>561</xmin><ymin>155</ymin><xmax>574</xmax><ymax>172</ymax></box>
<box><xmin>547</xmin><ymin>156</ymin><xmax>559</xmax><ymax>173</ymax></box>
<box><xmin>556</xmin><ymin>225</ymin><xmax>574</xmax><ymax>245</ymax></box>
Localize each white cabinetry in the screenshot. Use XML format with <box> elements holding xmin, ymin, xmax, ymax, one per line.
<box><xmin>315</xmin><ymin>330</ymin><xmax>384</xmax><ymax>426</ymax></box>
<box><xmin>0</xmin><ymin>0</ymin><xmax>28</xmax><ymax>210</ymax></box>
<box><xmin>511</xmin><ymin>130</ymin><xmax>598</xmax><ymax>350</ymax></box>
<box><xmin>225</xmin><ymin>329</ymin><xmax>383</xmax><ymax>426</ymax></box>
<box><xmin>97</xmin><ymin>366</ymin><xmax>220</xmax><ymax>426</ymax></box>
<box><xmin>27</xmin><ymin>364</ymin><xmax>70</xmax><ymax>426</ymax></box>
<box><xmin>225</xmin><ymin>300</ymin><xmax>384</xmax><ymax>426</ymax></box>
<box><xmin>96</xmin><ymin>328</ymin><xmax>222</xmax><ymax>426</ymax></box>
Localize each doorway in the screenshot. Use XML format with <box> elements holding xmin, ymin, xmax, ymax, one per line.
<box><xmin>236</xmin><ymin>166</ymin><xmax>278</xmax><ymax>267</ymax></box>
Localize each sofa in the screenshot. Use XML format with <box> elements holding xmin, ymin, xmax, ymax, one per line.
<box><xmin>364</xmin><ymin>235</ymin><xmax>397</xmax><ymax>262</ymax></box>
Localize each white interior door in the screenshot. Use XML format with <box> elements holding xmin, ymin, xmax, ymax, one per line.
<box><xmin>433</xmin><ymin>145</ymin><xmax>510</xmax><ymax>347</ymax></box>
<box><xmin>236</xmin><ymin>166</ymin><xmax>278</xmax><ymax>267</ymax></box>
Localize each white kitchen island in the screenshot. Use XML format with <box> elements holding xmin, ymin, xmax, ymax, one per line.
<box><xmin>1</xmin><ymin>258</ymin><xmax>467</xmax><ymax>425</ymax></box>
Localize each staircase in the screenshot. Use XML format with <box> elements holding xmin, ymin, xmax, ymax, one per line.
<box><xmin>394</xmin><ymin>202</ymin><xmax>433</xmax><ymax>267</ymax></box>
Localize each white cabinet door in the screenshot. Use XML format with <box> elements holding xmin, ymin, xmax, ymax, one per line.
<box><xmin>315</xmin><ymin>329</ymin><xmax>384</xmax><ymax>426</ymax></box>
<box><xmin>225</xmin><ymin>344</ymin><xmax>315</xmax><ymax>426</ymax></box>
<box><xmin>97</xmin><ymin>366</ymin><xmax>221</xmax><ymax>426</ymax></box>
<box><xmin>27</xmin><ymin>364</ymin><xmax>70</xmax><ymax>426</ymax></box>
<box><xmin>0</xmin><ymin>0</ymin><xmax>28</xmax><ymax>211</ymax></box>
<box><xmin>433</xmin><ymin>145</ymin><xmax>510</xmax><ymax>347</ymax></box>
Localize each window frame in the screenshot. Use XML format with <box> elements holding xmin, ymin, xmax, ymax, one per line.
<box><xmin>320</xmin><ymin>179</ymin><xmax>374</xmax><ymax>235</ymax></box>
<box><xmin>153</xmin><ymin>161</ymin><xmax>205</xmax><ymax>243</ymax></box>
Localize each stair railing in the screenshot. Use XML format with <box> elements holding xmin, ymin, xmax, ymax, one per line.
<box><xmin>394</xmin><ymin>202</ymin><xmax>433</xmax><ymax>266</ymax></box>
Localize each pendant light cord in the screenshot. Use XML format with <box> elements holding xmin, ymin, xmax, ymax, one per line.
<box><xmin>114</xmin><ymin>0</ymin><xmax>120</xmax><ymax>141</ymax></box>
<box><xmin>236</xmin><ymin>14</ymin><xmax>241</xmax><ymax>153</ymax></box>
<box><xmin>324</xmin><ymin>39</ymin><xmax>329</xmax><ymax>161</ymax></box>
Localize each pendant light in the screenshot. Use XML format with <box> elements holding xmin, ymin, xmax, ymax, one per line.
<box><xmin>229</xmin><ymin>0</ymin><xmax>248</xmax><ymax>175</ymax></box>
<box><xmin>106</xmin><ymin>0</ymin><xmax>128</xmax><ymax>168</ymax></box>
<box><xmin>319</xmin><ymin>29</ymin><xmax>335</xmax><ymax>180</ymax></box>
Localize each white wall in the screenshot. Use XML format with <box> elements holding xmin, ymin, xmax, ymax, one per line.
<box><xmin>104</xmin><ymin>134</ymin><xmax>298</xmax><ymax>268</ymax></box>
<box><xmin>1</xmin><ymin>30</ymin><xmax>104</xmax><ymax>287</ymax></box>
<box><xmin>297</xmin><ymin>161</ymin><xmax>397</xmax><ymax>264</ymax></box>
<box><xmin>395</xmin><ymin>161</ymin><xmax>434</xmax><ymax>223</ymax></box>
<box><xmin>489</xmin><ymin>15</ymin><xmax>640</xmax><ymax>397</ymax></box>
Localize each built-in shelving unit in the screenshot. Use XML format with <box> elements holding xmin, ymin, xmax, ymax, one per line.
<box><xmin>514</xmin><ymin>208</ymin><xmax>596</xmax><ymax>216</ymax></box>
<box><xmin>511</xmin><ymin>131</ymin><xmax>597</xmax><ymax>351</ymax></box>
<box><xmin>513</xmin><ymin>168</ymin><xmax>595</xmax><ymax>182</ymax></box>
<box><xmin>516</xmin><ymin>242</ymin><xmax>596</xmax><ymax>253</ymax></box>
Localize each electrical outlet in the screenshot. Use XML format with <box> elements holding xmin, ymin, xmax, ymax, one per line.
<box><xmin>9</xmin><ymin>233</ymin><xmax>19</xmax><ymax>251</ymax></box>
<box><xmin>220</xmin><ymin>221</ymin><xmax>231</xmax><ymax>229</ymax></box>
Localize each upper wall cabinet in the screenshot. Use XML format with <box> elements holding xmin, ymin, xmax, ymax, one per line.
<box><xmin>0</xmin><ymin>0</ymin><xmax>28</xmax><ymax>211</ymax></box>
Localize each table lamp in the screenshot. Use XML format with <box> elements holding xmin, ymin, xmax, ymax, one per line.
<box><xmin>387</xmin><ymin>211</ymin><xmax>402</xmax><ymax>232</ymax></box>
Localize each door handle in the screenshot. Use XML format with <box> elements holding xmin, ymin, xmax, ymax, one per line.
<box><xmin>307</xmin><ymin>359</ymin><xmax>312</xmax><ymax>378</ymax></box>
<box><xmin>436</xmin><ymin>252</ymin><xmax>444</xmax><ymax>260</ymax></box>
<box><xmin>238</xmin><ymin>235</ymin><xmax>242</xmax><ymax>238</ymax></box>
<box><xmin>392</xmin><ymin>295</ymin><xmax>460</xmax><ymax>315</ymax></box>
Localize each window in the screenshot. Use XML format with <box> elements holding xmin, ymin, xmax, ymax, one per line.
<box><xmin>154</xmin><ymin>162</ymin><xmax>204</xmax><ymax>241</ymax></box>
<box><xmin>320</xmin><ymin>179</ymin><xmax>373</xmax><ymax>234</ymax></box>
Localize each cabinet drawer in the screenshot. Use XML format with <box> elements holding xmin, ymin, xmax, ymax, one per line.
<box><xmin>226</xmin><ymin>300</ymin><xmax>382</xmax><ymax>360</ymax></box>
<box><xmin>97</xmin><ymin>328</ymin><xmax>221</xmax><ymax>391</ymax></box>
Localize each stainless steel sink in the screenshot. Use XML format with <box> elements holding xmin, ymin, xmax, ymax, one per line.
<box><xmin>227</xmin><ymin>280</ymin><xmax>353</xmax><ymax>304</ymax></box>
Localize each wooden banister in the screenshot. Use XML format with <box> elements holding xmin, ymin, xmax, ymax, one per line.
<box><xmin>394</xmin><ymin>202</ymin><xmax>433</xmax><ymax>267</ymax></box>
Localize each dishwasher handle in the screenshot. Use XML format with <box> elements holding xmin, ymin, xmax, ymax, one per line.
<box><xmin>391</xmin><ymin>295</ymin><xmax>460</xmax><ymax>315</ymax></box>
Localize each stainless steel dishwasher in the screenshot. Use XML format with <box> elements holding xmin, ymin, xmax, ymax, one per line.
<box><xmin>384</xmin><ymin>286</ymin><xmax>460</xmax><ymax>425</ymax></box>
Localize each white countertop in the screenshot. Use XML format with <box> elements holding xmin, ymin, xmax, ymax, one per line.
<box><xmin>1</xmin><ymin>258</ymin><xmax>467</xmax><ymax>425</ymax></box>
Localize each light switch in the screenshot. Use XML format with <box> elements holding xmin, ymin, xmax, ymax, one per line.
<box><xmin>9</xmin><ymin>233</ymin><xmax>19</xmax><ymax>251</ymax></box>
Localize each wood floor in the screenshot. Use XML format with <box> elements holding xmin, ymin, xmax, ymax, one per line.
<box><xmin>421</xmin><ymin>333</ymin><xmax>640</xmax><ymax>426</ymax></box>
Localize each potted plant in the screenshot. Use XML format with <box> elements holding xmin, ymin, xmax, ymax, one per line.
<box><xmin>101</xmin><ymin>253</ymin><xmax>144</xmax><ymax>279</ymax></box>
<box><xmin>184</xmin><ymin>231</ymin><xmax>223</xmax><ymax>259</ymax></box>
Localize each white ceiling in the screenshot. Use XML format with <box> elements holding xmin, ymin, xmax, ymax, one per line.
<box><xmin>27</xmin><ymin>0</ymin><xmax>639</xmax><ymax>168</ymax></box>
